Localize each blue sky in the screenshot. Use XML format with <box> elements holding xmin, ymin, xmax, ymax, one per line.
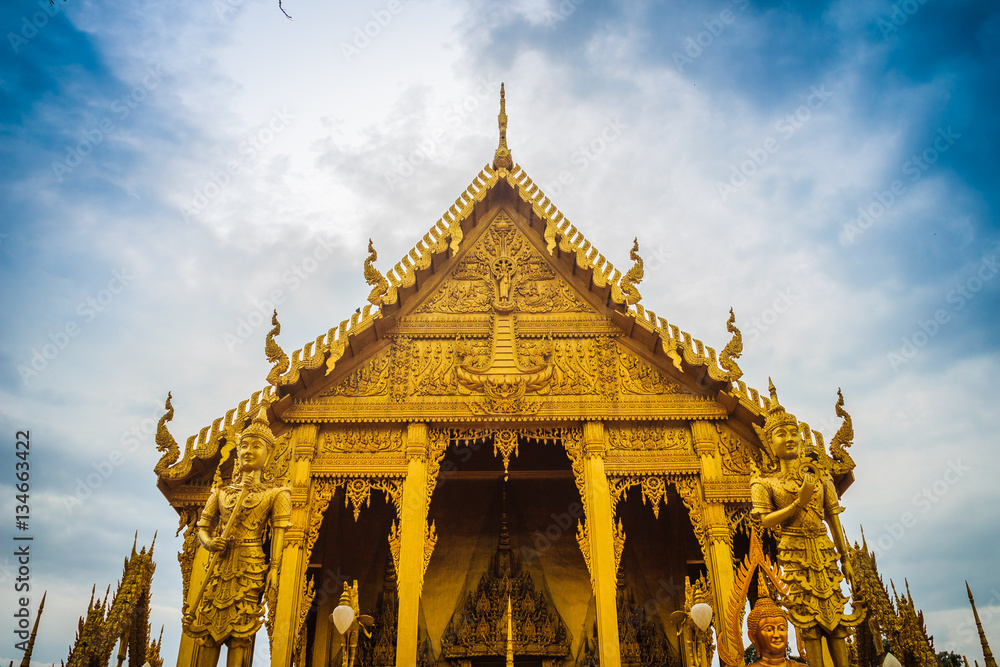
<box><xmin>1</xmin><ymin>0</ymin><xmax>998</xmax><ymax>664</ymax></box>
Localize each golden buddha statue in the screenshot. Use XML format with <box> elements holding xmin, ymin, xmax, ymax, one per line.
<box><xmin>184</xmin><ymin>408</ymin><xmax>292</xmax><ymax>667</ymax></box>
<box><xmin>750</xmin><ymin>382</ymin><xmax>862</xmax><ymax>667</ymax></box>
<box><xmin>747</xmin><ymin>583</ymin><xmax>798</xmax><ymax>667</ymax></box>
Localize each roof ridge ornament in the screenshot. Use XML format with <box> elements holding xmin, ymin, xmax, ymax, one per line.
<box><xmin>492</xmin><ymin>83</ymin><xmax>513</xmax><ymax>172</ymax></box>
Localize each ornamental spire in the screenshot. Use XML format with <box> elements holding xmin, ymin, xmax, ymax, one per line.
<box><xmin>492</xmin><ymin>83</ymin><xmax>513</xmax><ymax>171</ymax></box>
<box><xmin>968</xmin><ymin>582</ymin><xmax>998</xmax><ymax>667</ymax></box>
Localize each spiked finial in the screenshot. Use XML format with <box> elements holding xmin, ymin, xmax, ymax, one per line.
<box><xmin>492</xmin><ymin>83</ymin><xmax>513</xmax><ymax>171</ymax></box>
<box><xmin>967</xmin><ymin>582</ymin><xmax>998</xmax><ymax>667</ymax></box>
<box><xmin>18</xmin><ymin>591</ymin><xmax>45</xmax><ymax>667</ymax></box>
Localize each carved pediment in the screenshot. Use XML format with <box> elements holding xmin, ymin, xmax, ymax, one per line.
<box><xmin>417</xmin><ymin>211</ymin><xmax>593</xmax><ymax>316</ymax></box>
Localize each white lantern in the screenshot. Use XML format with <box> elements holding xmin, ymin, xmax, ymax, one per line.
<box><xmin>331</xmin><ymin>604</ymin><xmax>356</xmax><ymax>635</ymax></box>
<box><xmin>883</xmin><ymin>653</ymin><xmax>902</xmax><ymax>667</ymax></box>
<box><xmin>690</xmin><ymin>602</ymin><xmax>713</xmax><ymax>632</ymax></box>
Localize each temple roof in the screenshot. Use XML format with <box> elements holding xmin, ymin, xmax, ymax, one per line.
<box><xmin>155</xmin><ymin>89</ymin><xmax>799</xmax><ymax>488</ymax></box>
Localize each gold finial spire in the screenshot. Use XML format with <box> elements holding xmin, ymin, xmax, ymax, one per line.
<box><xmin>18</xmin><ymin>591</ymin><xmax>45</xmax><ymax>667</ymax></box>
<box><xmin>492</xmin><ymin>83</ymin><xmax>513</xmax><ymax>171</ymax></box>
<box><xmin>968</xmin><ymin>582</ymin><xmax>998</xmax><ymax>667</ymax></box>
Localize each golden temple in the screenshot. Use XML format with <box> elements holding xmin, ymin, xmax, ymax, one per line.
<box><xmin>124</xmin><ymin>86</ymin><xmax>984</xmax><ymax>667</ymax></box>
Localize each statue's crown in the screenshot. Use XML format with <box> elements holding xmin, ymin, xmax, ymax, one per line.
<box><xmin>761</xmin><ymin>378</ymin><xmax>798</xmax><ymax>436</ymax></box>
<box><xmin>240</xmin><ymin>407</ymin><xmax>275</xmax><ymax>446</ymax></box>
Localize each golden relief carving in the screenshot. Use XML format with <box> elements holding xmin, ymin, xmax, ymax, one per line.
<box><xmin>717</xmin><ymin>424</ymin><xmax>757</xmax><ymax>476</ymax></box>
<box><xmin>607</xmin><ymin>425</ymin><xmax>691</xmax><ymax>452</ymax></box>
<box><xmin>388</xmin><ymin>521</ymin><xmax>400</xmax><ymax>576</ymax></box>
<box><xmin>322</xmin><ymin>349</ymin><xmax>392</xmax><ymax>398</ymax></box>
<box><xmin>609</xmin><ymin>475</ymin><xmax>671</xmax><ymax>519</ymax></box>
<box><xmin>614</xmin><ymin>518</ymin><xmax>626</xmax><ymax>574</ymax></box>
<box><xmin>344</xmin><ymin>478</ymin><xmax>373</xmax><ymax>521</ymax></box>
<box><xmin>574</xmin><ymin>518</ymin><xmax>626</xmax><ymax>585</ymax></box>
<box><xmin>422</xmin><ymin>520</ymin><xmax>437</xmax><ymax>586</ymax></box>
<box><xmin>411</xmin><ymin>339</ymin><xmax>462</xmax><ymax>396</ymax></box>
<box><xmin>320</xmin><ymin>427</ymin><xmax>403</xmax><ymax>454</ymax></box>
<box><xmin>575</xmin><ymin>521</ymin><xmax>592</xmax><ymax>585</ymax></box>
<box><xmin>618</xmin><ymin>350</ymin><xmax>684</xmax><ymax>395</ymax></box>
<box><xmin>417</xmin><ymin>211</ymin><xmax>591</xmax><ymax>316</ymax></box>
<box><xmin>674</xmin><ymin>476</ymin><xmax>708</xmax><ymax>558</ymax></box>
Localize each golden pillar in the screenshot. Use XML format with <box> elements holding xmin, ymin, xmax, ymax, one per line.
<box><xmin>581</xmin><ymin>420</ymin><xmax>622</xmax><ymax>666</ymax></box>
<box><xmin>271</xmin><ymin>423</ymin><xmax>317</xmax><ymax>667</ymax></box>
<box><xmin>690</xmin><ymin>421</ymin><xmax>737</xmax><ymax>659</ymax></box>
<box><xmin>177</xmin><ymin>546</ymin><xmax>212</xmax><ymax>667</ymax></box>
<box><xmin>395</xmin><ymin>422</ymin><xmax>431</xmax><ymax>667</ymax></box>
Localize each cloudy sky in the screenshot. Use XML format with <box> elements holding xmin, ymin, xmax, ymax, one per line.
<box><xmin>1</xmin><ymin>0</ymin><xmax>998</xmax><ymax>664</ymax></box>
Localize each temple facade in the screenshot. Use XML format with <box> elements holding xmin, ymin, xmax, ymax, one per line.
<box><xmin>153</xmin><ymin>89</ymin><xmax>858</xmax><ymax>667</ymax></box>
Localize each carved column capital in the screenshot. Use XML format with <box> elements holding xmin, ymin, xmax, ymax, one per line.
<box><xmin>689</xmin><ymin>420</ymin><xmax>718</xmax><ymax>457</ymax></box>
<box><xmin>406</xmin><ymin>422</ymin><xmax>429</xmax><ymax>461</ymax></box>
<box><xmin>582</xmin><ymin>420</ymin><xmax>606</xmax><ymax>458</ymax></box>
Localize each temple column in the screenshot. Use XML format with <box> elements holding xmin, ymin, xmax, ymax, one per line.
<box><xmin>395</xmin><ymin>422</ymin><xmax>430</xmax><ymax>667</ymax></box>
<box><xmin>690</xmin><ymin>421</ymin><xmax>737</xmax><ymax>660</ymax></box>
<box><xmin>177</xmin><ymin>545</ymin><xmax>211</xmax><ymax>667</ymax></box>
<box><xmin>582</xmin><ymin>420</ymin><xmax>621</xmax><ymax>666</ymax></box>
<box><xmin>271</xmin><ymin>423</ymin><xmax>318</xmax><ymax>667</ymax></box>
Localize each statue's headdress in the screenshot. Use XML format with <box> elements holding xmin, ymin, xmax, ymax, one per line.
<box><xmin>746</xmin><ymin>575</ymin><xmax>788</xmax><ymax>650</ymax></box>
<box><xmin>754</xmin><ymin>378</ymin><xmax>799</xmax><ymax>448</ymax></box>
<box><xmin>240</xmin><ymin>407</ymin><xmax>275</xmax><ymax>447</ymax></box>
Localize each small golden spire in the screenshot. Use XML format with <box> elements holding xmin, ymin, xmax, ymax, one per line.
<box><xmin>968</xmin><ymin>582</ymin><xmax>998</xmax><ymax>667</ymax></box>
<box><xmin>492</xmin><ymin>83</ymin><xmax>513</xmax><ymax>171</ymax></box>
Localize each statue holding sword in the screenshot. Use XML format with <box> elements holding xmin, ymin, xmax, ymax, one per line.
<box><xmin>750</xmin><ymin>381</ymin><xmax>864</xmax><ymax>667</ymax></box>
<box><xmin>184</xmin><ymin>407</ymin><xmax>291</xmax><ymax>667</ymax></box>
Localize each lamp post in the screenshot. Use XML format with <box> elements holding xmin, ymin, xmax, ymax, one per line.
<box><xmin>330</xmin><ymin>581</ymin><xmax>373</xmax><ymax>667</ymax></box>
<box><xmin>671</xmin><ymin>602</ymin><xmax>714</xmax><ymax>667</ymax></box>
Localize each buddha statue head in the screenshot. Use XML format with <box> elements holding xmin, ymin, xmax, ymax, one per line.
<box><xmin>747</xmin><ymin>580</ymin><xmax>790</xmax><ymax>663</ymax></box>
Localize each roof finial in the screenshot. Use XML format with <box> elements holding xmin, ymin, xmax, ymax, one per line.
<box><xmin>968</xmin><ymin>582</ymin><xmax>999</xmax><ymax>667</ymax></box>
<box><xmin>492</xmin><ymin>83</ymin><xmax>513</xmax><ymax>171</ymax></box>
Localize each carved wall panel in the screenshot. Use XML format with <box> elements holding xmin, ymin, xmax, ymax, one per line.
<box><xmin>321</xmin><ymin>348</ymin><xmax>392</xmax><ymax>398</ymax></box>
<box><xmin>320</xmin><ymin>426</ymin><xmax>403</xmax><ymax>455</ymax></box>
<box><xmin>607</xmin><ymin>425</ymin><xmax>692</xmax><ymax>452</ymax></box>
